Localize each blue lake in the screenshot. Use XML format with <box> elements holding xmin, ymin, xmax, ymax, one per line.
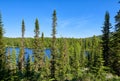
<box><xmin>6</xmin><ymin>47</ymin><xmax>51</xmax><ymax>60</ymax></box>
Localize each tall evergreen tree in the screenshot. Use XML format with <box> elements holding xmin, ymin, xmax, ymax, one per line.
<box><xmin>6</xmin><ymin>48</ymin><xmax>11</xmax><ymax>69</ymax></box>
<box><xmin>40</xmin><ymin>32</ymin><xmax>44</xmax><ymax>69</ymax></box>
<box><xmin>68</xmin><ymin>40</ymin><xmax>75</xmax><ymax>80</ymax></box>
<box><xmin>111</xmin><ymin>10</ymin><xmax>120</xmax><ymax>76</ymax></box>
<box><xmin>91</xmin><ymin>36</ymin><xmax>105</xmax><ymax>80</ymax></box>
<box><xmin>6</xmin><ymin>47</ymin><xmax>13</xmax><ymax>80</ymax></box>
<box><xmin>41</xmin><ymin>32</ymin><xmax>44</xmax><ymax>43</ymax></box>
<box><xmin>57</xmin><ymin>38</ymin><xmax>70</xmax><ymax>81</ymax></box>
<box><xmin>0</xmin><ymin>12</ymin><xmax>6</xmax><ymax>80</ymax></box>
<box><xmin>25</xmin><ymin>55</ymin><xmax>31</xmax><ymax>81</ymax></box>
<box><xmin>44</xmin><ymin>56</ymin><xmax>50</xmax><ymax>80</ymax></box>
<box><xmin>37</xmin><ymin>32</ymin><xmax>45</xmax><ymax>81</ymax></box>
<box><xmin>102</xmin><ymin>11</ymin><xmax>111</xmax><ymax>66</ymax></box>
<box><xmin>11</xmin><ymin>48</ymin><xmax>17</xmax><ymax>73</ymax></box>
<box><xmin>9</xmin><ymin>48</ymin><xmax>17</xmax><ymax>80</ymax></box>
<box><xmin>33</xmin><ymin>18</ymin><xmax>41</xmax><ymax>71</ymax></box>
<box><xmin>18</xmin><ymin>20</ymin><xmax>25</xmax><ymax>71</ymax></box>
<box><xmin>72</xmin><ymin>42</ymin><xmax>82</xmax><ymax>80</ymax></box>
<box><xmin>79</xmin><ymin>40</ymin><xmax>86</xmax><ymax>68</ymax></box>
<box><xmin>50</xmin><ymin>10</ymin><xmax>58</xmax><ymax>81</ymax></box>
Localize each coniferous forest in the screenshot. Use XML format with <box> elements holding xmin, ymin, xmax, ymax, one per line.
<box><xmin>0</xmin><ymin>5</ymin><xmax>120</xmax><ymax>81</ymax></box>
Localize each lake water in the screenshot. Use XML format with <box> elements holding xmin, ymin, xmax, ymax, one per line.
<box><xmin>6</xmin><ymin>47</ymin><xmax>51</xmax><ymax>60</ymax></box>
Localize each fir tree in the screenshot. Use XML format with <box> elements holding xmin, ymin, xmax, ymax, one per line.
<box><xmin>102</xmin><ymin>11</ymin><xmax>111</xmax><ymax>66</ymax></box>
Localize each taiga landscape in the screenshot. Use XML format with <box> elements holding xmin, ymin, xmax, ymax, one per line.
<box><xmin>0</xmin><ymin>0</ymin><xmax>120</xmax><ymax>81</ymax></box>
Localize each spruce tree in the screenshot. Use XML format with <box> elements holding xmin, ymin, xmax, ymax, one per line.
<box><xmin>102</xmin><ymin>11</ymin><xmax>111</xmax><ymax>66</ymax></box>
<box><xmin>18</xmin><ymin>20</ymin><xmax>25</xmax><ymax>71</ymax></box>
<box><xmin>11</xmin><ymin>48</ymin><xmax>17</xmax><ymax>73</ymax></box>
<box><xmin>0</xmin><ymin>12</ymin><xmax>6</xmax><ymax>80</ymax></box>
<box><xmin>79</xmin><ymin>40</ymin><xmax>86</xmax><ymax>68</ymax></box>
<box><xmin>72</xmin><ymin>42</ymin><xmax>82</xmax><ymax>80</ymax></box>
<box><xmin>111</xmin><ymin>10</ymin><xmax>120</xmax><ymax>76</ymax></box>
<box><xmin>40</xmin><ymin>32</ymin><xmax>44</xmax><ymax>69</ymax></box>
<box><xmin>25</xmin><ymin>55</ymin><xmax>31</xmax><ymax>81</ymax></box>
<box><xmin>6</xmin><ymin>48</ymin><xmax>11</xmax><ymax>69</ymax></box>
<box><xmin>10</xmin><ymin>48</ymin><xmax>17</xmax><ymax>80</ymax></box>
<box><xmin>92</xmin><ymin>36</ymin><xmax>102</xmax><ymax>69</ymax></box>
<box><xmin>37</xmin><ymin>32</ymin><xmax>45</xmax><ymax>81</ymax></box>
<box><xmin>33</xmin><ymin>19</ymin><xmax>45</xmax><ymax>80</ymax></box>
<box><xmin>50</xmin><ymin>10</ymin><xmax>58</xmax><ymax>81</ymax></box>
<box><xmin>44</xmin><ymin>56</ymin><xmax>50</xmax><ymax>80</ymax></box>
<box><xmin>68</xmin><ymin>40</ymin><xmax>74</xmax><ymax>79</ymax></box>
<box><xmin>57</xmin><ymin>38</ymin><xmax>70</xmax><ymax>81</ymax></box>
<box><xmin>33</xmin><ymin>18</ymin><xmax>41</xmax><ymax>72</ymax></box>
<box><xmin>6</xmin><ymin>47</ymin><xmax>12</xmax><ymax>80</ymax></box>
<box><xmin>91</xmin><ymin>36</ymin><xmax>105</xmax><ymax>80</ymax></box>
<box><xmin>41</xmin><ymin>32</ymin><xmax>44</xmax><ymax>43</ymax></box>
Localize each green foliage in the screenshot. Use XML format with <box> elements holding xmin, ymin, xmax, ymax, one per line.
<box><xmin>33</xmin><ymin>18</ymin><xmax>41</xmax><ymax>71</ymax></box>
<box><xmin>50</xmin><ymin>10</ymin><xmax>58</xmax><ymax>80</ymax></box>
<box><xmin>57</xmin><ymin>38</ymin><xmax>71</xmax><ymax>81</ymax></box>
<box><xmin>24</xmin><ymin>55</ymin><xmax>33</xmax><ymax>81</ymax></box>
<box><xmin>0</xmin><ymin>12</ymin><xmax>7</xmax><ymax>80</ymax></box>
<box><xmin>11</xmin><ymin>48</ymin><xmax>17</xmax><ymax>72</ymax></box>
<box><xmin>32</xmin><ymin>18</ymin><xmax>46</xmax><ymax>80</ymax></box>
<box><xmin>91</xmin><ymin>36</ymin><xmax>104</xmax><ymax>71</ymax></box>
<box><xmin>102</xmin><ymin>11</ymin><xmax>111</xmax><ymax>67</ymax></box>
<box><xmin>18</xmin><ymin>20</ymin><xmax>25</xmax><ymax>71</ymax></box>
<box><xmin>72</xmin><ymin>42</ymin><xmax>82</xmax><ymax>80</ymax></box>
<box><xmin>1</xmin><ymin>9</ymin><xmax>120</xmax><ymax>81</ymax></box>
<box><xmin>34</xmin><ymin>18</ymin><xmax>39</xmax><ymax>38</ymax></box>
<box><xmin>111</xmin><ymin>10</ymin><xmax>120</xmax><ymax>76</ymax></box>
<box><xmin>44</xmin><ymin>56</ymin><xmax>51</xmax><ymax>80</ymax></box>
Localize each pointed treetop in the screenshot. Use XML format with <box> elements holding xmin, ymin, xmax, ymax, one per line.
<box><xmin>0</xmin><ymin>12</ymin><xmax>4</xmax><ymax>38</ymax></box>
<box><xmin>0</xmin><ymin>12</ymin><xmax>3</xmax><ymax>27</ymax></box>
<box><xmin>35</xmin><ymin>18</ymin><xmax>39</xmax><ymax>30</ymax></box>
<box><xmin>41</xmin><ymin>32</ymin><xmax>44</xmax><ymax>42</ymax></box>
<box><xmin>22</xmin><ymin>19</ymin><xmax>25</xmax><ymax>33</ymax></box>
<box><xmin>42</xmin><ymin>32</ymin><xmax>44</xmax><ymax>38</ymax></box>
<box><xmin>53</xmin><ymin>10</ymin><xmax>56</xmax><ymax>15</ymax></box>
<box><xmin>105</xmin><ymin>11</ymin><xmax>110</xmax><ymax>20</ymax></box>
<box><xmin>34</xmin><ymin>18</ymin><xmax>40</xmax><ymax>37</ymax></box>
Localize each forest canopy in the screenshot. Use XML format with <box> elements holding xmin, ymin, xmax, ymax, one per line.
<box><xmin>0</xmin><ymin>4</ymin><xmax>120</xmax><ymax>81</ymax></box>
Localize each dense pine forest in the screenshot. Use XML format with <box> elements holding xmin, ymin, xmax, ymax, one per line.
<box><xmin>0</xmin><ymin>7</ymin><xmax>120</xmax><ymax>81</ymax></box>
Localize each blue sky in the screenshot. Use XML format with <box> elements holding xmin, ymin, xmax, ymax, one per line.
<box><xmin>0</xmin><ymin>0</ymin><xmax>119</xmax><ymax>38</ymax></box>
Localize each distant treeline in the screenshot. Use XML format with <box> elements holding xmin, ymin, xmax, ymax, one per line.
<box><xmin>4</xmin><ymin>37</ymin><xmax>98</xmax><ymax>48</ymax></box>
<box><xmin>0</xmin><ymin>8</ymin><xmax>120</xmax><ymax>81</ymax></box>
